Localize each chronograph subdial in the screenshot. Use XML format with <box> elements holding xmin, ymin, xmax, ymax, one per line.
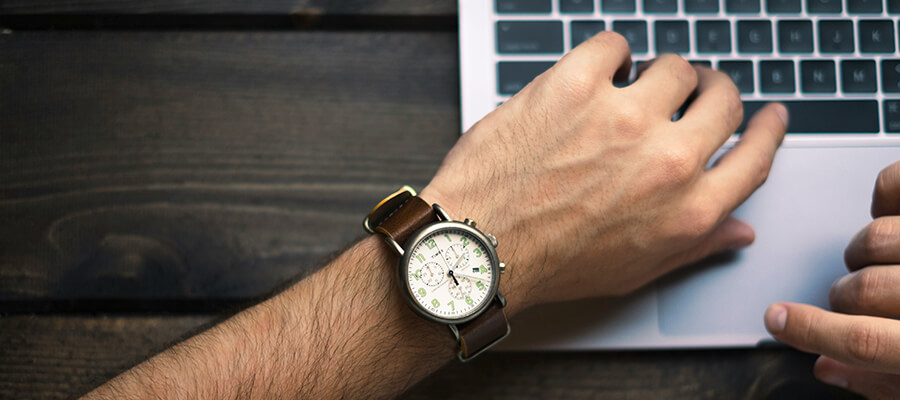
<box><xmin>447</xmin><ymin>277</ymin><xmax>473</xmax><ymax>300</ymax></box>
<box><xmin>442</xmin><ymin>244</ymin><xmax>470</xmax><ymax>270</ymax></box>
<box><xmin>419</xmin><ymin>262</ymin><xmax>446</xmax><ymax>287</ymax></box>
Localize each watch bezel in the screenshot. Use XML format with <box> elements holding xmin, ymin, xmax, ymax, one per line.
<box><xmin>399</xmin><ymin>221</ymin><xmax>501</xmax><ymax>325</ymax></box>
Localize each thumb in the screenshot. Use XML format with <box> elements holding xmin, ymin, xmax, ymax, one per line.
<box><xmin>663</xmin><ymin>216</ymin><xmax>755</xmax><ymax>270</ymax></box>
<box><xmin>814</xmin><ymin>355</ymin><xmax>900</xmax><ymax>399</ymax></box>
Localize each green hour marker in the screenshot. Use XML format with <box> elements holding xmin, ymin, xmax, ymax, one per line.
<box><xmin>443</xmin><ymin>233</ymin><xmax>452</xmax><ymax>243</ymax></box>
<box><xmin>425</xmin><ymin>239</ymin><xmax>437</xmax><ymax>250</ymax></box>
<box><xmin>479</xmin><ymin>264</ymin><xmax>487</xmax><ymax>274</ymax></box>
<box><xmin>473</xmin><ymin>248</ymin><xmax>482</xmax><ymax>257</ymax></box>
<box><xmin>461</xmin><ymin>237</ymin><xmax>469</xmax><ymax>247</ymax></box>
<box><xmin>476</xmin><ymin>281</ymin><xmax>485</xmax><ymax>291</ymax></box>
<box><xmin>415</xmin><ymin>253</ymin><xmax>425</xmax><ymax>263</ymax></box>
<box><xmin>448</xmin><ymin>300</ymin><xmax>455</xmax><ymax>311</ymax></box>
<box><xmin>431</xmin><ymin>298</ymin><xmax>440</xmax><ymax>308</ymax></box>
<box><xmin>413</xmin><ymin>270</ymin><xmax>421</xmax><ymax>281</ymax></box>
<box><xmin>417</xmin><ymin>288</ymin><xmax>426</xmax><ymax>297</ymax></box>
<box><xmin>465</xmin><ymin>296</ymin><xmax>474</xmax><ymax>306</ymax></box>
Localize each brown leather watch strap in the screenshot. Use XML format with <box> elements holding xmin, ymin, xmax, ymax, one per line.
<box><xmin>456</xmin><ymin>300</ymin><xmax>510</xmax><ymax>359</ymax></box>
<box><xmin>374</xmin><ymin>196</ymin><xmax>437</xmax><ymax>247</ymax></box>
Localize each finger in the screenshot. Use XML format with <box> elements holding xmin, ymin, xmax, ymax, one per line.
<box><xmin>700</xmin><ymin>102</ymin><xmax>788</xmax><ymax>213</ymax></box>
<box><xmin>661</xmin><ymin>216</ymin><xmax>755</xmax><ymax>270</ymax></box>
<box><xmin>626</xmin><ymin>54</ymin><xmax>698</xmax><ymax>118</ymax></box>
<box><xmin>558</xmin><ymin>31</ymin><xmax>633</xmax><ymax>85</ymax></box>
<box><xmin>844</xmin><ymin>216</ymin><xmax>900</xmax><ymax>271</ymax></box>
<box><xmin>873</xmin><ymin>160</ymin><xmax>900</xmax><ymax>218</ymax></box>
<box><xmin>678</xmin><ymin>67</ymin><xmax>744</xmax><ymax>162</ymax></box>
<box><xmin>830</xmin><ymin>265</ymin><xmax>900</xmax><ymax>319</ymax></box>
<box><xmin>814</xmin><ymin>356</ymin><xmax>900</xmax><ymax>399</ymax></box>
<box><xmin>764</xmin><ymin>302</ymin><xmax>900</xmax><ymax>374</ymax></box>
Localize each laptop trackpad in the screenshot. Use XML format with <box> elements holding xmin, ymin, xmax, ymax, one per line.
<box><xmin>658</xmin><ymin>146</ymin><xmax>899</xmax><ymax>337</ymax></box>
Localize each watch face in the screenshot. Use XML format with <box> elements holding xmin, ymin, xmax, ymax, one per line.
<box><xmin>404</xmin><ymin>224</ymin><xmax>497</xmax><ymax>321</ymax></box>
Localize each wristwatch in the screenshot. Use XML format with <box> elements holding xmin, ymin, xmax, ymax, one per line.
<box><xmin>363</xmin><ymin>186</ymin><xmax>510</xmax><ymax>361</ymax></box>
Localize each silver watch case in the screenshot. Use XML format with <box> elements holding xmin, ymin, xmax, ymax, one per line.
<box><xmin>397</xmin><ymin>209</ymin><xmax>502</xmax><ymax>325</ymax></box>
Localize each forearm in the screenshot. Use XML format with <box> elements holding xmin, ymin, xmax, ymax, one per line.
<box><xmin>85</xmin><ymin>235</ymin><xmax>511</xmax><ymax>399</ymax></box>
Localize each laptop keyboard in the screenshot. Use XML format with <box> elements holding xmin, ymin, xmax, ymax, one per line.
<box><xmin>493</xmin><ymin>0</ymin><xmax>900</xmax><ymax>134</ymax></box>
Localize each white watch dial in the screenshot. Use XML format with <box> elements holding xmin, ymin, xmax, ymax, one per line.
<box><xmin>406</xmin><ymin>228</ymin><xmax>495</xmax><ymax>320</ymax></box>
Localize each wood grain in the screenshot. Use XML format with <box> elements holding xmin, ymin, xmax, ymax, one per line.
<box><xmin>0</xmin><ymin>315</ymin><xmax>861</xmax><ymax>399</ymax></box>
<box><xmin>0</xmin><ymin>0</ymin><xmax>456</xmax><ymax>16</ymax></box>
<box><xmin>0</xmin><ymin>31</ymin><xmax>461</xmax><ymax>302</ymax></box>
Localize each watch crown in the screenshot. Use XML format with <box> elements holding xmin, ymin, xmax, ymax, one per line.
<box><xmin>463</xmin><ymin>218</ymin><xmax>476</xmax><ymax>227</ymax></box>
<box><xmin>487</xmin><ymin>233</ymin><xmax>498</xmax><ymax>248</ymax></box>
<box><xmin>499</xmin><ymin>262</ymin><xmax>506</xmax><ymax>274</ymax></box>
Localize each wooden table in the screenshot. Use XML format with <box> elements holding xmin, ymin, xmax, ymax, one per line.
<box><xmin>0</xmin><ymin>2</ymin><xmax>861</xmax><ymax>398</ymax></box>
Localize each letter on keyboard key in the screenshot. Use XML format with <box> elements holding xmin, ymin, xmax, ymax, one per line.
<box><xmin>858</xmin><ymin>20</ymin><xmax>896</xmax><ymax>53</ymax></box>
<box><xmin>496</xmin><ymin>21</ymin><xmax>563</xmax><ymax>54</ymax></box>
<box><xmin>778</xmin><ymin>20</ymin><xmax>814</xmax><ymax>52</ymax></box>
<box><xmin>842</xmin><ymin>60</ymin><xmax>877</xmax><ymax>92</ymax></box>
<box><xmin>495</xmin><ymin>0</ymin><xmax>552</xmax><ymax>13</ymax></box>
<box><xmin>884</xmin><ymin>101</ymin><xmax>900</xmax><ymax>132</ymax></box>
<box><xmin>571</xmin><ymin>21</ymin><xmax>606</xmax><ymax>48</ymax></box>
<box><xmin>497</xmin><ymin>61</ymin><xmax>555</xmax><ymax>95</ymax></box>
<box><xmin>767</xmin><ymin>0</ymin><xmax>802</xmax><ymax>12</ymax></box>
<box><xmin>739</xmin><ymin>101</ymin><xmax>878</xmax><ymax>133</ymax></box>
<box><xmin>603</xmin><ymin>0</ymin><xmax>637</xmax><ymax>13</ymax></box>
<box><xmin>685</xmin><ymin>0</ymin><xmax>720</xmax><ymax>13</ymax></box>
<box><xmin>560</xmin><ymin>0</ymin><xmax>595</xmax><ymax>12</ymax></box>
<box><xmin>848</xmin><ymin>0</ymin><xmax>883</xmax><ymax>13</ymax></box>
<box><xmin>807</xmin><ymin>0</ymin><xmax>841</xmax><ymax>13</ymax></box>
<box><xmin>760</xmin><ymin>61</ymin><xmax>796</xmax><ymax>93</ymax></box>
<box><xmin>882</xmin><ymin>60</ymin><xmax>900</xmax><ymax>93</ymax></box>
<box><xmin>655</xmin><ymin>21</ymin><xmax>690</xmax><ymax>53</ymax></box>
<box><xmin>800</xmin><ymin>60</ymin><xmax>836</xmax><ymax>93</ymax></box>
<box><xmin>718</xmin><ymin>61</ymin><xmax>755</xmax><ymax>93</ymax></box>
<box><xmin>696</xmin><ymin>21</ymin><xmax>732</xmax><ymax>53</ymax></box>
<box><xmin>818</xmin><ymin>20</ymin><xmax>854</xmax><ymax>53</ymax></box>
<box><xmin>644</xmin><ymin>0</ymin><xmax>678</xmax><ymax>13</ymax></box>
<box><xmin>738</xmin><ymin>20</ymin><xmax>773</xmax><ymax>53</ymax></box>
<box><xmin>726</xmin><ymin>0</ymin><xmax>762</xmax><ymax>12</ymax></box>
<box><xmin>613</xmin><ymin>21</ymin><xmax>649</xmax><ymax>53</ymax></box>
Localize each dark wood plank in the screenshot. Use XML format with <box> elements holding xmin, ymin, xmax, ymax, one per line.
<box><xmin>0</xmin><ymin>0</ymin><xmax>456</xmax><ymax>16</ymax></box>
<box><xmin>0</xmin><ymin>315</ymin><xmax>859</xmax><ymax>399</ymax></box>
<box><xmin>0</xmin><ymin>31</ymin><xmax>460</xmax><ymax>302</ymax></box>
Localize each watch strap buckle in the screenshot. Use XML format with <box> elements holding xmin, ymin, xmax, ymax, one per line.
<box><xmin>363</xmin><ymin>185</ymin><xmax>417</xmax><ymax>234</ymax></box>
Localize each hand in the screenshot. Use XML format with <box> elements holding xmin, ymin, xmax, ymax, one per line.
<box><xmin>764</xmin><ymin>161</ymin><xmax>900</xmax><ymax>399</ymax></box>
<box><xmin>419</xmin><ymin>32</ymin><xmax>788</xmax><ymax>312</ymax></box>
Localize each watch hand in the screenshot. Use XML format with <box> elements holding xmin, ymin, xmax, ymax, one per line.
<box><xmin>448</xmin><ymin>270</ymin><xmax>460</xmax><ymax>286</ymax></box>
<box><xmin>452</xmin><ymin>253</ymin><xmax>466</xmax><ymax>271</ymax></box>
<box><xmin>450</xmin><ymin>271</ymin><xmax>485</xmax><ymax>282</ymax></box>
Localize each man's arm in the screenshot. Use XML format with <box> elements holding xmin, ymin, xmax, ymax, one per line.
<box><xmin>85</xmin><ymin>32</ymin><xmax>787</xmax><ymax>399</ymax></box>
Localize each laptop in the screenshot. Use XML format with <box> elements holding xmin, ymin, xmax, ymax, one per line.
<box><xmin>459</xmin><ymin>0</ymin><xmax>900</xmax><ymax>349</ymax></box>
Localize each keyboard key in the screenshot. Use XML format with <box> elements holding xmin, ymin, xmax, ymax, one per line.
<box><xmin>496</xmin><ymin>0</ymin><xmax>552</xmax><ymax>13</ymax></box>
<box><xmin>497</xmin><ymin>62</ymin><xmax>555</xmax><ymax>95</ymax></box>
<box><xmin>882</xmin><ymin>59</ymin><xmax>900</xmax><ymax>92</ymax></box>
<box><xmin>690</xmin><ymin>60</ymin><xmax>713</xmax><ymax>67</ymax></box>
<box><xmin>778</xmin><ymin>20</ymin><xmax>814</xmax><ymax>53</ymax></box>
<box><xmin>807</xmin><ymin>0</ymin><xmax>841</xmax><ymax>13</ymax></box>
<box><xmin>726</xmin><ymin>0</ymin><xmax>762</xmax><ymax>12</ymax></box>
<box><xmin>884</xmin><ymin>101</ymin><xmax>900</xmax><ymax>132</ymax></box>
<box><xmin>818</xmin><ymin>20</ymin><xmax>854</xmax><ymax>53</ymax></box>
<box><xmin>603</xmin><ymin>0</ymin><xmax>637</xmax><ymax>12</ymax></box>
<box><xmin>718</xmin><ymin>61</ymin><xmax>755</xmax><ymax>93</ymax></box>
<box><xmin>644</xmin><ymin>0</ymin><xmax>678</xmax><ymax>12</ymax></box>
<box><xmin>560</xmin><ymin>0</ymin><xmax>595</xmax><ymax>12</ymax></box>
<box><xmin>848</xmin><ymin>0</ymin><xmax>883</xmax><ymax>13</ymax></box>
<box><xmin>613</xmin><ymin>21</ymin><xmax>649</xmax><ymax>53</ymax></box>
<box><xmin>800</xmin><ymin>60</ymin><xmax>836</xmax><ymax>93</ymax></box>
<box><xmin>739</xmin><ymin>101</ymin><xmax>878</xmax><ymax>133</ymax></box>
<box><xmin>685</xmin><ymin>0</ymin><xmax>719</xmax><ymax>12</ymax></box>
<box><xmin>859</xmin><ymin>20</ymin><xmax>895</xmax><ymax>53</ymax></box>
<box><xmin>496</xmin><ymin>21</ymin><xmax>563</xmax><ymax>53</ymax></box>
<box><xmin>767</xmin><ymin>0</ymin><xmax>802</xmax><ymax>12</ymax></box>
<box><xmin>737</xmin><ymin>20</ymin><xmax>773</xmax><ymax>53</ymax></box>
<box><xmin>696</xmin><ymin>20</ymin><xmax>732</xmax><ymax>53</ymax></box>
<box><xmin>571</xmin><ymin>21</ymin><xmax>606</xmax><ymax>47</ymax></box>
<box><xmin>759</xmin><ymin>60</ymin><xmax>795</xmax><ymax>93</ymax></box>
<box><xmin>890</xmin><ymin>0</ymin><xmax>900</xmax><ymax>13</ymax></box>
<box><xmin>655</xmin><ymin>21</ymin><xmax>690</xmax><ymax>53</ymax></box>
<box><xmin>841</xmin><ymin>60</ymin><xmax>877</xmax><ymax>92</ymax></box>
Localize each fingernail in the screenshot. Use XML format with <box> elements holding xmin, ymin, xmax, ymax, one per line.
<box><xmin>765</xmin><ymin>304</ymin><xmax>787</xmax><ymax>333</ymax></box>
<box><xmin>819</xmin><ymin>375</ymin><xmax>848</xmax><ymax>389</ymax></box>
<box><xmin>774</xmin><ymin>103</ymin><xmax>789</xmax><ymax>127</ymax></box>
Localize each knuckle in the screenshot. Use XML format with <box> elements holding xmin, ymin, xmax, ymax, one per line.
<box><xmin>851</xmin><ymin>269</ymin><xmax>884</xmax><ymax>310</ymax></box>
<box><xmin>751</xmin><ymin>152</ymin><xmax>774</xmax><ymax>187</ymax></box>
<box><xmin>610</xmin><ymin>102</ymin><xmax>648</xmax><ymax>135</ymax></box>
<box><xmin>596</xmin><ymin>31</ymin><xmax>631</xmax><ymax>54</ymax></box>
<box><xmin>664</xmin><ymin>55</ymin><xmax>698</xmax><ymax>87</ymax></box>
<box><xmin>846</xmin><ymin>322</ymin><xmax>883</xmax><ymax>363</ymax></box>
<box><xmin>658</xmin><ymin>147</ymin><xmax>700</xmax><ymax>183</ymax></box>
<box><xmin>677</xmin><ymin>201</ymin><xmax>721</xmax><ymax>237</ymax></box>
<box><xmin>862</xmin><ymin>218</ymin><xmax>893</xmax><ymax>256</ymax></box>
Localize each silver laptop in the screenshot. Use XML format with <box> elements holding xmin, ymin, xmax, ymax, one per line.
<box><xmin>459</xmin><ymin>0</ymin><xmax>900</xmax><ymax>349</ymax></box>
